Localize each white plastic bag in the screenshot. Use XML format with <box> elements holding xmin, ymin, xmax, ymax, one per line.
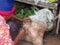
<box><xmin>29</xmin><ymin>8</ymin><xmax>54</xmax><ymax>31</ymax></box>
<box><xmin>34</xmin><ymin>0</ymin><xmax>49</xmax><ymax>4</ymax></box>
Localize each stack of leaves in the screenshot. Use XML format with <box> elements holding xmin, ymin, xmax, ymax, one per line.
<box><xmin>15</xmin><ymin>2</ymin><xmax>36</xmax><ymax>18</ymax></box>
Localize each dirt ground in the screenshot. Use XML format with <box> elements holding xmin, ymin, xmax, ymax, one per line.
<box><xmin>16</xmin><ymin>32</ymin><xmax>60</xmax><ymax>45</ymax></box>
<box><xmin>44</xmin><ymin>34</ymin><xmax>60</xmax><ymax>45</ymax></box>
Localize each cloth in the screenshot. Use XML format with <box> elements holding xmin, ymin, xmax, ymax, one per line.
<box><xmin>0</xmin><ymin>0</ymin><xmax>16</xmax><ymax>16</ymax></box>
<box><xmin>0</xmin><ymin>15</ymin><xmax>14</xmax><ymax>45</ymax></box>
<box><xmin>0</xmin><ymin>5</ymin><xmax>16</xmax><ymax>16</ymax></box>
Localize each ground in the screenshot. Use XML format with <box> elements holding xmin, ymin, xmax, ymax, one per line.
<box><xmin>16</xmin><ymin>32</ymin><xmax>60</xmax><ymax>45</ymax></box>
<box><xmin>44</xmin><ymin>33</ymin><xmax>60</xmax><ymax>45</ymax></box>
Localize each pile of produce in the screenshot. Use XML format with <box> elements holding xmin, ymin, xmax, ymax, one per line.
<box><xmin>15</xmin><ymin>2</ymin><xmax>36</xmax><ymax>18</ymax></box>
<box><xmin>34</xmin><ymin>0</ymin><xmax>57</xmax><ymax>3</ymax></box>
<box><xmin>48</xmin><ymin>0</ymin><xmax>57</xmax><ymax>3</ymax></box>
<box><xmin>15</xmin><ymin>2</ymin><xmax>54</xmax><ymax>31</ymax></box>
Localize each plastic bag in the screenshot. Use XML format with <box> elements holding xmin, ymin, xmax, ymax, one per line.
<box><xmin>34</xmin><ymin>0</ymin><xmax>49</xmax><ymax>4</ymax></box>
<box><xmin>29</xmin><ymin>8</ymin><xmax>54</xmax><ymax>31</ymax></box>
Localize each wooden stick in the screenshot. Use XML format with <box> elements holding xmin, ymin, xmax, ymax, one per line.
<box><xmin>56</xmin><ymin>12</ymin><xmax>60</xmax><ymax>34</ymax></box>
<box><xmin>53</xmin><ymin>15</ymin><xmax>59</xmax><ymax>21</ymax></box>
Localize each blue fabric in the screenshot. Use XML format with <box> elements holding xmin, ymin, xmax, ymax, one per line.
<box><xmin>0</xmin><ymin>0</ymin><xmax>14</xmax><ymax>11</ymax></box>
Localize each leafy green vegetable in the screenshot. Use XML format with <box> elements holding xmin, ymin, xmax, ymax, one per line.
<box><xmin>14</xmin><ymin>2</ymin><xmax>37</xmax><ymax>18</ymax></box>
